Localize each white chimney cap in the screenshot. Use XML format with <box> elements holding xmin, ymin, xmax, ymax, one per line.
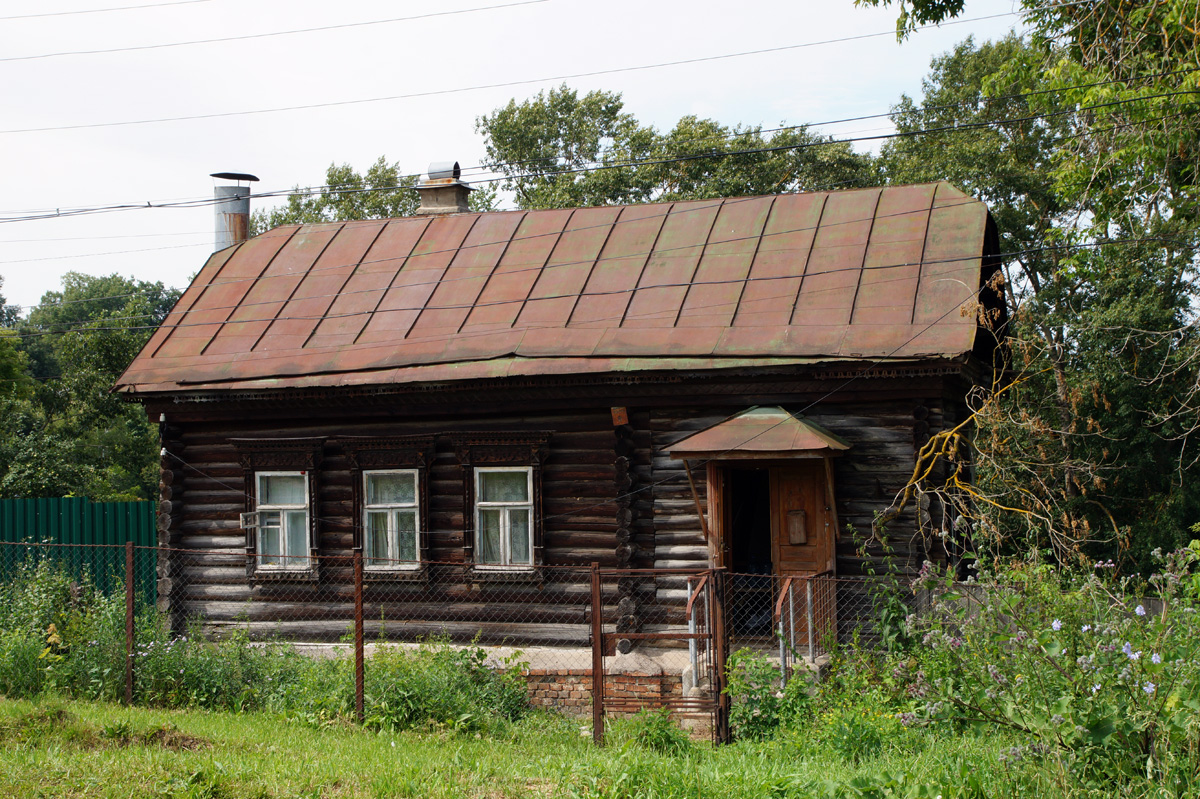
<box><xmin>427</xmin><ymin>162</ymin><xmax>461</xmax><ymax>182</ymax></box>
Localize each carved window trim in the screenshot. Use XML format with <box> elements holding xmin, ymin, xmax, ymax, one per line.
<box><xmin>451</xmin><ymin>432</ymin><xmax>550</xmax><ymax>580</ymax></box>
<box><xmin>234</xmin><ymin>438</ymin><xmax>324</xmax><ymax>582</ymax></box>
<box><xmin>342</xmin><ymin>436</ymin><xmax>434</xmax><ymax>582</ymax></box>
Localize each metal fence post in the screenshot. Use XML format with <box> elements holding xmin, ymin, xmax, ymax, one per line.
<box><xmin>806</xmin><ymin>577</ymin><xmax>815</xmax><ymax>663</ymax></box>
<box><xmin>777</xmin><ymin>581</ymin><xmax>788</xmax><ymax>688</ymax></box>
<box><xmin>354</xmin><ymin>549</ymin><xmax>364</xmax><ymax>723</ymax></box>
<box><xmin>125</xmin><ymin>540</ymin><xmax>134</xmax><ymax>705</ymax></box>
<box><xmin>590</xmin><ymin>561</ymin><xmax>604</xmax><ymax>746</ymax></box>
<box><xmin>712</xmin><ymin>567</ymin><xmax>731</xmax><ymax>745</ymax></box>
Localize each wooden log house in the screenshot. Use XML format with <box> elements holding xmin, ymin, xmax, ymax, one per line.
<box><xmin>116</xmin><ymin>175</ymin><xmax>1004</xmax><ymax>646</ymax></box>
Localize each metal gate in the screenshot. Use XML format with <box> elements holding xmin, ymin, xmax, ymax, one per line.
<box><xmin>590</xmin><ymin>567</ymin><xmax>728</xmax><ymax>743</ymax></box>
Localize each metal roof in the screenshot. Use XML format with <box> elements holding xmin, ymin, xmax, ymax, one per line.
<box><xmin>666</xmin><ymin>407</ymin><xmax>851</xmax><ymax>459</ymax></box>
<box><xmin>117</xmin><ymin>181</ymin><xmax>994</xmax><ymax>394</ymax></box>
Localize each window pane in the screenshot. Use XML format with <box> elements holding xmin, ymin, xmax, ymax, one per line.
<box><xmin>479</xmin><ymin>471</ymin><xmax>528</xmax><ymax>502</ymax></box>
<box><xmin>367</xmin><ymin>472</ymin><xmax>415</xmax><ymax>506</ymax></box>
<box><xmin>479</xmin><ymin>508</ymin><xmax>502</xmax><ymax>564</ymax></box>
<box><xmin>366</xmin><ymin>511</ymin><xmax>389</xmax><ymax>565</ymax></box>
<box><xmin>508</xmin><ymin>509</ymin><xmax>530</xmax><ymax>564</ymax></box>
<box><xmin>260</xmin><ymin>474</ymin><xmax>305</xmax><ymax>505</ymax></box>
<box><xmin>395</xmin><ymin>511</ymin><xmax>417</xmax><ymax>562</ymax></box>
<box><xmin>259</xmin><ymin>518</ymin><xmax>281</xmax><ymax>566</ymax></box>
<box><xmin>285</xmin><ymin>510</ymin><xmax>308</xmax><ymax>564</ymax></box>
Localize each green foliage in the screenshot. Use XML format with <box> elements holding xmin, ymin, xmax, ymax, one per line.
<box><xmin>362</xmin><ymin>640</ymin><xmax>528</xmax><ymax>733</ymax></box>
<box><xmin>865</xmin><ymin>28</ymin><xmax>1200</xmax><ymax>570</ymax></box>
<box><xmin>0</xmin><ymin>271</ymin><xmax>180</xmax><ymax>502</ymax></box>
<box><xmin>615</xmin><ymin>707</ymin><xmax>693</xmax><ymax>756</ymax></box>
<box><xmin>724</xmin><ymin>648</ymin><xmax>786</xmax><ymax>740</ymax></box>
<box><xmin>250</xmin><ymin>156</ymin><xmax>499</xmax><ymax>234</ymax></box>
<box><xmin>906</xmin><ymin>552</ymin><xmax>1200</xmax><ymax>794</ymax></box>
<box><xmin>0</xmin><ymin>560</ymin><xmax>529</xmax><ymax>734</ymax></box>
<box><xmin>476</xmin><ymin>84</ymin><xmax>876</xmax><ymax>210</ymax></box>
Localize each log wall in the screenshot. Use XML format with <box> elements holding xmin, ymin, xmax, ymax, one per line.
<box><xmin>151</xmin><ymin>366</ymin><xmax>970</xmax><ymax>642</ymax></box>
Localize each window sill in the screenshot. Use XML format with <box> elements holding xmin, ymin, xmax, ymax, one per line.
<box><xmin>247</xmin><ymin>561</ymin><xmax>318</xmax><ymax>582</ymax></box>
<box><xmin>468</xmin><ymin>565</ymin><xmax>541</xmax><ymax>583</ymax></box>
<box><xmin>363</xmin><ymin>566</ymin><xmax>427</xmax><ymax>583</ymax></box>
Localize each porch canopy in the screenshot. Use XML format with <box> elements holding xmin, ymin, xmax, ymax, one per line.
<box><xmin>666</xmin><ymin>407</ymin><xmax>850</xmax><ymax>460</ymax></box>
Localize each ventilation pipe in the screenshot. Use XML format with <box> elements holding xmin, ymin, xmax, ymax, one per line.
<box><xmin>414</xmin><ymin>161</ymin><xmax>472</xmax><ymax>215</ymax></box>
<box><xmin>210</xmin><ymin>172</ymin><xmax>259</xmax><ymax>251</ymax></box>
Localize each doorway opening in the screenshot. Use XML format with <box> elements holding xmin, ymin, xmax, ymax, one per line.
<box><xmin>726</xmin><ymin>468</ymin><xmax>773</xmax><ymax>636</ymax></box>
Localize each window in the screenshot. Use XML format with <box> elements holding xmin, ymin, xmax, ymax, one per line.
<box><xmin>234</xmin><ymin>437</ymin><xmax>324</xmax><ymax>581</ymax></box>
<box><xmin>452</xmin><ymin>432</ymin><xmax>549</xmax><ymax>573</ymax></box>
<box><xmin>475</xmin><ymin>467</ymin><xmax>533</xmax><ymax>568</ymax></box>
<box><xmin>363</xmin><ymin>470</ymin><xmax>420</xmax><ymax>569</ymax></box>
<box><xmin>343</xmin><ymin>437</ymin><xmax>433</xmax><ymax>577</ymax></box>
<box><xmin>255</xmin><ymin>471</ymin><xmax>311</xmax><ymax>569</ymax></box>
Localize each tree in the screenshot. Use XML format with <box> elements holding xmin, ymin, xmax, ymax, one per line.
<box><xmin>0</xmin><ymin>273</ymin><xmax>181</xmax><ymax>501</ymax></box>
<box><xmin>860</xmin><ymin>2</ymin><xmax>1200</xmax><ymax>570</ymax></box>
<box><xmin>0</xmin><ymin>277</ymin><xmax>30</xmax><ymax>398</ymax></box>
<box><xmin>476</xmin><ymin>84</ymin><xmax>877</xmax><ymax>210</ymax></box>
<box><xmin>251</xmin><ymin>156</ymin><xmax>499</xmax><ymax>234</ymax></box>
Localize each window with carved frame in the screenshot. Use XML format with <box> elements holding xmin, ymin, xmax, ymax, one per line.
<box><xmin>235</xmin><ymin>438</ymin><xmax>324</xmax><ymax>581</ymax></box>
<box><xmin>344</xmin><ymin>436</ymin><xmax>433</xmax><ymax>579</ymax></box>
<box><xmin>452</xmin><ymin>432</ymin><xmax>550</xmax><ymax>576</ymax></box>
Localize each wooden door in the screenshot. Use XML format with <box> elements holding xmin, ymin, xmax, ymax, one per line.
<box><xmin>770</xmin><ymin>461</ymin><xmax>835</xmax><ymax>576</ymax></box>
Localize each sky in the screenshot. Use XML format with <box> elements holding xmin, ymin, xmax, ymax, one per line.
<box><xmin>0</xmin><ymin>0</ymin><xmax>1024</xmax><ymax>312</ymax></box>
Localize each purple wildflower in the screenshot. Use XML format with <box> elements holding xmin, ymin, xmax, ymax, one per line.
<box><xmin>1135</xmin><ymin>605</ymin><xmax>1147</xmax><ymax>617</ymax></box>
<box><xmin>1143</xmin><ymin>682</ymin><xmax>1156</xmax><ymax>695</ymax></box>
<box><xmin>1052</xmin><ymin>619</ymin><xmax>1062</xmax><ymax>631</ymax></box>
<box><xmin>1151</xmin><ymin>653</ymin><xmax>1161</xmax><ymax>664</ymax></box>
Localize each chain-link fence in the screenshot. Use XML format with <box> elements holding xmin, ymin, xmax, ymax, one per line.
<box><xmin>1</xmin><ymin>540</ymin><xmax>919</xmax><ymax>744</ymax></box>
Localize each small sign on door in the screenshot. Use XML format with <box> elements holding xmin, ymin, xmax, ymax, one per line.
<box><xmin>787</xmin><ymin>509</ymin><xmax>807</xmax><ymax>545</ymax></box>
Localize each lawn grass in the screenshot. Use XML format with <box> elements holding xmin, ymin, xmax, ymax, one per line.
<box><xmin>0</xmin><ymin>697</ymin><xmax>1011</xmax><ymax>799</ymax></box>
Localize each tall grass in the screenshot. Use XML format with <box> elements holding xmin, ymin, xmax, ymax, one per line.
<box><xmin>0</xmin><ymin>556</ymin><xmax>527</xmax><ymax>732</ymax></box>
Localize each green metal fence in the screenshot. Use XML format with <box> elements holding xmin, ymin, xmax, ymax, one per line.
<box><xmin>0</xmin><ymin>497</ymin><xmax>156</xmax><ymax>600</ymax></box>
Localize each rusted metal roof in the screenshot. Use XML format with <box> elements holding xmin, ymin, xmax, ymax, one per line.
<box><xmin>117</xmin><ymin>182</ymin><xmax>994</xmax><ymax>394</ymax></box>
<box><xmin>667</xmin><ymin>407</ymin><xmax>851</xmax><ymax>459</ymax></box>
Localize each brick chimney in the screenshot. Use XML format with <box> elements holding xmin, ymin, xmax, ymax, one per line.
<box><xmin>414</xmin><ymin>161</ymin><xmax>472</xmax><ymax>215</ymax></box>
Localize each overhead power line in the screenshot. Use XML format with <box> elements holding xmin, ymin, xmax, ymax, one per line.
<box><xmin>0</xmin><ymin>0</ymin><xmax>549</xmax><ymax>63</ymax></box>
<box><xmin>2</xmin><ymin>88</ymin><xmax>1191</xmax><ymax>227</ymax></box>
<box><xmin>0</xmin><ymin>7</ymin><xmax>1034</xmax><ymax>135</ymax></box>
<box><xmin>0</xmin><ymin>0</ymin><xmax>209</xmax><ymax>21</ymax></box>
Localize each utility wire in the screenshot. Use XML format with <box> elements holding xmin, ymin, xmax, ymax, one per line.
<box><xmin>1</xmin><ymin>87</ymin><xmax>1193</xmax><ymax>230</ymax></box>
<box><xmin>13</xmin><ymin>194</ymin><xmax>989</xmax><ymax>317</ymax></box>
<box><xmin>0</xmin><ymin>0</ymin><xmax>209</xmax><ymax>21</ymax></box>
<box><xmin>0</xmin><ymin>7</ymin><xmax>1037</xmax><ymax>135</ymax></box>
<box><xmin>1</xmin><ymin>65</ymin><xmax>1192</xmax><ymax>221</ymax></box>
<box><xmin>0</xmin><ymin>0</ymin><xmax>549</xmax><ymax>63</ymax></box>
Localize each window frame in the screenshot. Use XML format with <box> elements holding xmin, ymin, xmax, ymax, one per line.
<box><xmin>234</xmin><ymin>437</ymin><xmax>324</xmax><ymax>583</ymax></box>
<box><xmin>473</xmin><ymin>466</ymin><xmax>534</xmax><ymax>570</ymax></box>
<box><xmin>343</xmin><ymin>436</ymin><xmax>434</xmax><ymax>581</ymax></box>
<box><xmin>362</xmin><ymin>468</ymin><xmax>422</xmax><ymax>572</ymax></box>
<box><xmin>253</xmin><ymin>470</ymin><xmax>312</xmax><ymax>571</ymax></box>
<box><xmin>452</xmin><ymin>431</ymin><xmax>550</xmax><ymax>578</ymax></box>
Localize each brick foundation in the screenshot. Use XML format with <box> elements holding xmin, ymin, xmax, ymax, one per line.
<box><xmin>524</xmin><ymin>669</ymin><xmax>686</xmax><ymax>715</ymax></box>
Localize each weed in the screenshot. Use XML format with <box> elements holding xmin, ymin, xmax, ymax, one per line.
<box><xmin>621</xmin><ymin>707</ymin><xmax>693</xmax><ymax>755</ymax></box>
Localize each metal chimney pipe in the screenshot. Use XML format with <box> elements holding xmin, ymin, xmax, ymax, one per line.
<box><xmin>210</xmin><ymin>172</ymin><xmax>259</xmax><ymax>252</ymax></box>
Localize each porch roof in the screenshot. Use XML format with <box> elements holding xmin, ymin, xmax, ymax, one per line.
<box><xmin>666</xmin><ymin>407</ymin><xmax>851</xmax><ymax>460</ymax></box>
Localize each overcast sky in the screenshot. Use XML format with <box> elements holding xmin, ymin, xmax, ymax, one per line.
<box><xmin>0</xmin><ymin>0</ymin><xmax>1023</xmax><ymax>311</ymax></box>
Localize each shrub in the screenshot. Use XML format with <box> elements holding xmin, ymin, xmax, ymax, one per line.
<box><xmin>620</xmin><ymin>706</ymin><xmax>693</xmax><ymax>755</ymax></box>
<box><xmin>724</xmin><ymin>648</ymin><xmax>784</xmax><ymax>740</ymax></box>
<box><xmin>362</xmin><ymin>639</ymin><xmax>527</xmax><ymax>733</ymax></box>
<box><xmin>905</xmin><ymin>548</ymin><xmax>1200</xmax><ymax>794</ymax></box>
